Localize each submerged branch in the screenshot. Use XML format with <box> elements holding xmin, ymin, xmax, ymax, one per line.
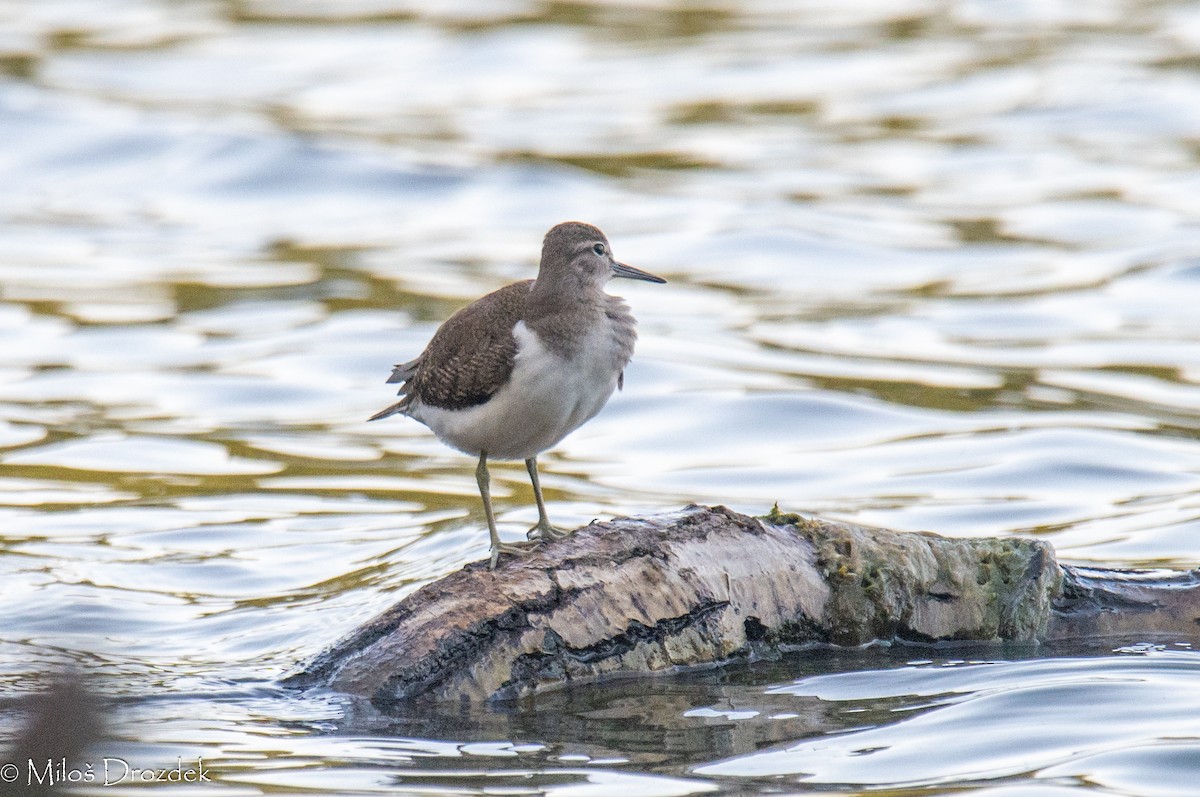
<box><xmin>285</xmin><ymin>505</ymin><xmax>1200</xmax><ymax>702</ymax></box>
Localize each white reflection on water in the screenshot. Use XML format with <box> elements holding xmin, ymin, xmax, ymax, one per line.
<box><xmin>698</xmin><ymin>652</ymin><xmax>1200</xmax><ymax>789</ymax></box>
<box><xmin>7</xmin><ymin>433</ymin><xmax>283</xmax><ymax>475</ymax></box>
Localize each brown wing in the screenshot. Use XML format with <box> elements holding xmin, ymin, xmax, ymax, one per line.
<box><xmin>370</xmin><ymin>281</ymin><xmax>532</xmax><ymax>419</ymax></box>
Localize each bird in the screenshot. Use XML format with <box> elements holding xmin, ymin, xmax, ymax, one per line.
<box><xmin>369</xmin><ymin>222</ymin><xmax>665</xmax><ymax>569</ymax></box>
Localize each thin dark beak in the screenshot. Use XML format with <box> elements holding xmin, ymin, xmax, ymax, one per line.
<box><xmin>611</xmin><ymin>261</ymin><xmax>666</xmax><ymax>284</ymax></box>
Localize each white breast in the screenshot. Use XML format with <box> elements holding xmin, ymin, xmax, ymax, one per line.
<box><xmin>411</xmin><ymin>321</ymin><xmax>626</xmax><ymax>460</ymax></box>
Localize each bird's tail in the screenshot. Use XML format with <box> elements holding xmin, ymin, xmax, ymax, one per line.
<box><xmin>370</xmin><ymin>357</ymin><xmax>420</xmax><ymax>421</ymax></box>
<box><xmin>368</xmin><ymin>400</ymin><xmax>408</xmax><ymax>422</ymax></box>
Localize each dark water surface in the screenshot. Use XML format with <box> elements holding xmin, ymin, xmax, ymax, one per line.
<box><xmin>3</xmin><ymin>1</ymin><xmax>1200</xmax><ymax>794</ymax></box>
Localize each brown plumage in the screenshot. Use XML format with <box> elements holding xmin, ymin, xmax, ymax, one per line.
<box><xmin>368</xmin><ymin>281</ymin><xmax>531</xmax><ymax>419</ymax></box>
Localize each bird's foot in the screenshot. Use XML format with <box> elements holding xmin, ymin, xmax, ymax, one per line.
<box><xmin>526</xmin><ymin>521</ymin><xmax>571</xmax><ymax>542</ymax></box>
<box><xmin>489</xmin><ymin>539</ymin><xmax>539</xmax><ymax>570</ymax></box>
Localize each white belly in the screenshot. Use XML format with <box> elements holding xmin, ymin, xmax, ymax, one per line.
<box><xmin>411</xmin><ymin>321</ymin><xmax>623</xmax><ymax>460</ymax></box>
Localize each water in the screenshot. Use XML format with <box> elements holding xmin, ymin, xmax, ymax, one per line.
<box><xmin>3</xmin><ymin>0</ymin><xmax>1200</xmax><ymax>794</ymax></box>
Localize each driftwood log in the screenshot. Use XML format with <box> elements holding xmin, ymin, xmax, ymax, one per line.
<box><xmin>286</xmin><ymin>505</ymin><xmax>1200</xmax><ymax>702</ymax></box>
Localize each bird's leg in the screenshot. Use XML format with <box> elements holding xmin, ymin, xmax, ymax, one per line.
<box><xmin>525</xmin><ymin>456</ymin><xmax>570</xmax><ymax>541</ymax></box>
<box><xmin>476</xmin><ymin>452</ymin><xmax>535</xmax><ymax>570</ymax></box>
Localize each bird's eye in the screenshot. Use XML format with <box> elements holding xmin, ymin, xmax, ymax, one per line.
<box><xmin>592</xmin><ymin>243</ymin><xmax>606</xmax><ymax>256</ymax></box>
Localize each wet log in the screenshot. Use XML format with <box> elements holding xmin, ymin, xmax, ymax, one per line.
<box><xmin>285</xmin><ymin>505</ymin><xmax>1200</xmax><ymax>703</ymax></box>
<box><xmin>1050</xmin><ymin>564</ymin><xmax>1200</xmax><ymax>640</ymax></box>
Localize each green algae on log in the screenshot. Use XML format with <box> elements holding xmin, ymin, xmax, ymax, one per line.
<box><xmin>287</xmin><ymin>505</ymin><xmax>1084</xmax><ymax>702</ymax></box>
<box><xmin>771</xmin><ymin>510</ymin><xmax>1061</xmax><ymax>646</ymax></box>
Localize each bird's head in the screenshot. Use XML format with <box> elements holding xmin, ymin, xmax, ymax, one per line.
<box><xmin>539</xmin><ymin>221</ymin><xmax>666</xmax><ymax>295</ymax></box>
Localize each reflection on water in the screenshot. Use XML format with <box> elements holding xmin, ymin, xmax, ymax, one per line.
<box><xmin>701</xmin><ymin>648</ymin><xmax>1200</xmax><ymax>788</ymax></box>
<box><xmin>3</xmin><ymin>0</ymin><xmax>1200</xmax><ymax>794</ymax></box>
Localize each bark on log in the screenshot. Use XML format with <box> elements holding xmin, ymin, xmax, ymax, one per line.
<box><xmin>285</xmin><ymin>505</ymin><xmax>1200</xmax><ymax>703</ymax></box>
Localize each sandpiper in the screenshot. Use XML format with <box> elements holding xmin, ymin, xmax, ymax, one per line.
<box><xmin>369</xmin><ymin>222</ymin><xmax>665</xmax><ymax>569</ymax></box>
